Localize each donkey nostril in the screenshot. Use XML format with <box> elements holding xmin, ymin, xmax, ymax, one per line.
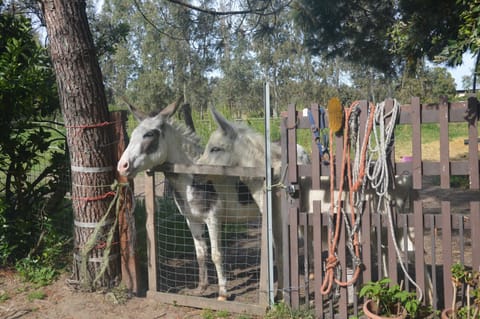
<box><xmin>118</xmin><ymin>160</ymin><xmax>129</xmax><ymax>173</ymax></box>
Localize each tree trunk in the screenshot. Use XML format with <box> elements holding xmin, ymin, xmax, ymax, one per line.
<box><xmin>40</xmin><ymin>0</ymin><xmax>119</xmax><ymax>289</ymax></box>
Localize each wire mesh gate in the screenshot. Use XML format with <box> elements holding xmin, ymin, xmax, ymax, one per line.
<box><xmin>143</xmin><ymin>165</ymin><xmax>271</xmax><ymax>316</ymax></box>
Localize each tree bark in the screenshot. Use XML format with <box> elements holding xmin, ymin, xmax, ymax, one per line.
<box><xmin>40</xmin><ymin>0</ymin><xmax>119</xmax><ymax>288</ymax></box>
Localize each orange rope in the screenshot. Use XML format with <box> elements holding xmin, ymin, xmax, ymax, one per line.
<box><xmin>320</xmin><ymin>101</ymin><xmax>376</xmax><ymax>295</ymax></box>
<box><xmin>65</xmin><ymin>121</ymin><xmax>118</xmax><ymax>129</ymax></box>
<box><xmin>72</xmin><ymin>191</ymin><xmax>116</xmax><ymax>202</ymax></box>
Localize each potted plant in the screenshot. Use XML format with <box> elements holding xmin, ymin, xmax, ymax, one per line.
<box><xmin>359</xmin><ymin>278</ymin><xmax>430</xmax><ymax>319</ymax></box>
<box><xmin>442</xmin><ymin>263</ymin><xmax>480</xmax><ymax>319</ymax></box>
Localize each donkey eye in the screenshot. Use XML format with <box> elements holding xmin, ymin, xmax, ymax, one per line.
<box><xmin>210</xmin><ymin>146</ymin><xmax>223</xmax><ymax>153</ymax></box>
<box><xmin>143</xmin><ymin>130</ymin><xmax>156</xmax><ymax>138</ymax></box>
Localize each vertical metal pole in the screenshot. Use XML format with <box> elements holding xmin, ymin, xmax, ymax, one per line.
<box><xmin>264</xmin><ymin>82</ymin><xmax>275</xmax><ymax>305</ymax></box>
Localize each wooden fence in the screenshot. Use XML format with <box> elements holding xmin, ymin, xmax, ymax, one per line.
<box><xmin>137</xmin><ymin>97</ymin><xmax>480</xmax><ymax>318</ymax></box>
<box><xmin>280</xmin><ymin>97</ymin><xmax>480</xmax><ymax>318</ymax></box>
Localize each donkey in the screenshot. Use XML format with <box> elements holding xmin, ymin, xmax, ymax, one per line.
<box><xmin>197</xmin><ymin>106</ymin><xmax>313</xmax><ymax>300</ymax></box>
<box><xmin>117</xmin><ymin>100</ymin><xmax>260</xmax><ymax>301</ymax></box>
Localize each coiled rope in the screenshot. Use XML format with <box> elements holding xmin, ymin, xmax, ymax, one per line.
<box><xmin>366</xmin><ymin>99</ymin><xmax>423</xmax><ymax>301</ymax></box>
<box><xmin>320</xmin><ymin>101</ymin><xmax>376</xmax><ymax>295</ymax></box>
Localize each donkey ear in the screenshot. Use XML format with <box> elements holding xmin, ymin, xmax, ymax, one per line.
<box><xmin>120</xmin><ymin>95</ymin><xmax>147</xmax><ymax>122</ymax></box>
<box><xmin>159</xmin><ymin>96</ymin><xmax>183</xmax><ymax>118</ymax></box>
<box><xmin>210</xmin><ymin>106</ymin><xmax>237</xmax><ymax>138</ymax></box>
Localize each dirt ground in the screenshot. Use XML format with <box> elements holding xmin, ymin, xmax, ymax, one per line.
<box><xmin>0</xmin><ymin>269</ymin><xmax>259</xmax><ymax>319</ymax></box>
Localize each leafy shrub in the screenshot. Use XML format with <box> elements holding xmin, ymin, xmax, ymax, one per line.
<box><xmin>15</xmin><ymin>257</ymin><xmax>58</xmax><ymax>287</ymax></box>
<box><xmin>0</xmin><ymin>5</ymin><xmax>69</xmax><ymax>268</ymax></box>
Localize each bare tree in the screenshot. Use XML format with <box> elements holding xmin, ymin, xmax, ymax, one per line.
<box><xmin>40</xmin><ymin>0</ymin><xmax>119</xmax><ymax>289</ymax></box>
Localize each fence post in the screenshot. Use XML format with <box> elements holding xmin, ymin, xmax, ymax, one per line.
<box><xmin>145</xmin><ymin>171</ymin><xmax>157</xmax><ymax>293</ymax></box>
<box><xmin>112</xmin><ymin>110</ymin><xmax>140</xmax><ymax>294</ymax></box>
<box><xmin>467</xmin><ymin>96</ymin><xmax>480</xmax><ymax>271</ymax></box>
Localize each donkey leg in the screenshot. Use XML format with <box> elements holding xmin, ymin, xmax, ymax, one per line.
<box><xmin>186</xmin><ymin>220</ymin><xmax>209</xmax><ymax>295</ymax></box>
<box><xmin>206</xmin><ymin>217</ymin><xmax>228</xmax><ymax>301</ymax></box>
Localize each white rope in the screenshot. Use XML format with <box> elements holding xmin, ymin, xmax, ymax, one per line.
<box><xmin>71</xmin><ymin>165</ymin><xmax>115</xmax><ymax>173</ymax></box>
<box><xmin>384</xmin><ymin>197</ymin><xmax>423</xmax><ymax>301</ymax></box>
<box><xmin>366</xmin><ymin>100</ymin><xmax>423</xmax><ymax>301</ymax></box>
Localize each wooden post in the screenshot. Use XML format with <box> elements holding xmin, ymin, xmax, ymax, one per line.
<box><xmin>145</xmin><ymin>172</ymin><xmax>157</xmax><ymax>292</ymax></box>
<box><xmin>112</xmin><ymin>111</ymin><xmax>140</xmax><ymax>294</ymax></box>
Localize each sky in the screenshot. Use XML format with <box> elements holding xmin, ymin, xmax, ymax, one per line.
<box><xmin>446</xmin><ymin>52</ymin><xmax>475</xmax><ymax>90</ymax></box>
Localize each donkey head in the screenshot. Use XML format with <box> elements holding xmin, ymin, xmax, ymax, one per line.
<box><xmin>198</xmin><ymin>107</ymin><xmax>244</xmax><ymax>167</ymax></box>
<box><xmin>199</xmin><ymin>106</ymin><xmax>295</xmax><ymax>179</ymax></box>
<box><xmin>117</xmin><ymin>98</ymin><xmax>181</xmax><ymax>178</ymax></box>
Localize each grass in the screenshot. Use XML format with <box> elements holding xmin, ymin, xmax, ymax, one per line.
<box><xmin>27</xmin><ymin>290</ymin><xmax>46</xmax><ymax>301</ymax></box>
<box><xmin>264</xmin><ymin>301</ymin><xmax>315</xmax><ymax>319</ymax></box>
<box><xmin>187</xmin><ymin>108</ymin><xmax>480</xmax><ymax>163</ymax></box>
<box><xmin>0</xmin><ymin>291</ymin><xmax>9</xmax><ymax>302</ymax></box>
<box><xmin>201</xmin><ymin>309</ymin><xmax>231</xmax><ymax>319</ymax></box>
<box><xmin>394</xmin><ymin>122</ymin><xmax>480</xmax><ymax>161</ymax></box>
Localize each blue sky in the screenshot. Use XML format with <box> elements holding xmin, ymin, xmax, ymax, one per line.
<box><xmin>447</xmin><ymin>52</ymin><xmax>475</xmax><ymax>90</ymax></box>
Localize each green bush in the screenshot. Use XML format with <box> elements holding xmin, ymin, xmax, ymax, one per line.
<box><xmin>0</xmin><ymin>7</ymin><xmax>69</xmax><ymax>270</ymax></box>
<box><xmin>16</xmin><ymin>257</ymin><xmax>58</xmax><ymax>287</ymax></box>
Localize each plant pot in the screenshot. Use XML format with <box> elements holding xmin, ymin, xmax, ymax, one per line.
<box><xmin>363</xmin><ymin>299</ymin><xmax>407</xmax><ymax>319</ymax></box>
<box><xmin>441</xmin><ymin>308</ymin><xmax>453</xmax><ymax>319</ymax></box>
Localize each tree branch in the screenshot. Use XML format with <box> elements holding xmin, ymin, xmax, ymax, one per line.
<box><xmin>166</xmin><ymin>0</ymin><xmax>293</xmax><ymax>17</ymax></box>
<box><xmin>131</xmin><ymin>0</ymin><xmax>187</xmax><ymax>41</ymax></box>
<box><xmin>167</xmin><ymin>0</ymin><xmax>264</xmax><ymax>16</ymax></box>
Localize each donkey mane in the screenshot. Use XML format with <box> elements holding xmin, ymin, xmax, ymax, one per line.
<box><xmin>227</xmin><ymin>121</ymin><xmax>283</xmax><ymax>176</ymax></box>
<box><xmin>166</xmin><ymin>118</ymin><xmax>204</xmax><ymax>161</ymax></box>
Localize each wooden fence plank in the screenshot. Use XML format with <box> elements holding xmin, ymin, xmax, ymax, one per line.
<box><xmin>144</xmin><ymin>172</ymin><xmax>157</xmax><ymax>292</ymax></box>
<box><xmin>146</xmin><ymin>291</ymin><xmax>267</xmax><ymax>316</ymax></box>
<box><xmin>289</xmin><ymin>207</ymin><xmax>300</xmax><ymax>308</ymax></box>
<box><xmin>467</xmin><ymin>97</ymin><xmax>480</xmax><ymax>271</ymax></box>
<box><xmin>112</xmin><ymin>111</ymin><xmax>140</xmax><ymax>295</ymax></box>
<box><xmin>313</xmin><ymin>206</ymin><xmax>324</xmax><ymax>318</ymax></box>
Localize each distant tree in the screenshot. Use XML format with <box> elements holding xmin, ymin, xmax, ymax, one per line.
<box><xmin>394</xmin><ymin>64</ymin><xmax>456</xmax><ymax>104</ymax></box>
<box><xmin>462</xmin><ymin>75</ymin><xmax>473</xmax><ymax>92</ymax></box>
<box><xmin>428</xmin><ymin>67</ymin><xmax>457</xmax><ymax>101</ymax></box>
<box><xmin>98</xmin><ymin>0</ymin><xmax>215</xmax><ymax>113</ymax></box>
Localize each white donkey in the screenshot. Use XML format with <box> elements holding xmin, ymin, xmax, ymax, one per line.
<box><xmin>117</xmin><ymin>100</ymin><xmax>260</xmax><ymax>301</ymax></box>
<box><xmin>197</xmin><ymin>106</ymin><xmax>313</xmax><ymax>300</ymax></box>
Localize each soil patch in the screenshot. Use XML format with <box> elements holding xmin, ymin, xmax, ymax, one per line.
<box><xmin>0</xmin><ymin>269</ymin><xmax>260</xmax><ymax>319</ymax></box>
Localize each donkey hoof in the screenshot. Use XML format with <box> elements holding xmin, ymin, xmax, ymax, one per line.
<box><xmin>217</xmin><ymin>295</ymin><xmax>227</xmax><ymax>301</ymax></box>
<box><xmin>191</xmin><ymin>286</ymin><xmax>207</xmax><ymax>296</ymax></box>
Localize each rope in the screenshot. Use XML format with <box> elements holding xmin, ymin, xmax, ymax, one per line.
<box><xmin>65</xmin><ymin>121</ymin><xmax>119</xmax><ymax>129</ymax></box>
<box><xmin>385</xmin><ymin>197</ymin><xmax>423</xmax><ymax>301</ymax></box>
<box><xmin>366</xmin><ymin>99</ymin><xmax>423</xmax><ymax>301</ymax></box>
<box><xmin>78</xmin><ymin>181</ymin><xmax>133</xmax><ymax>289</ymax></box>
<box><xmin>320</xmin><ymin>101</ymin><xmax>376</xmax><ymax>295</ymax></box>
<box><xmin>366</xmin><ymin>100</ymin><xmax>399</xmax><ymax>202</ymax></box>
<box><xmin>72</xmin><ymin>191</ymin><xmax>116</xmax><ymax>202</ymax></box>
